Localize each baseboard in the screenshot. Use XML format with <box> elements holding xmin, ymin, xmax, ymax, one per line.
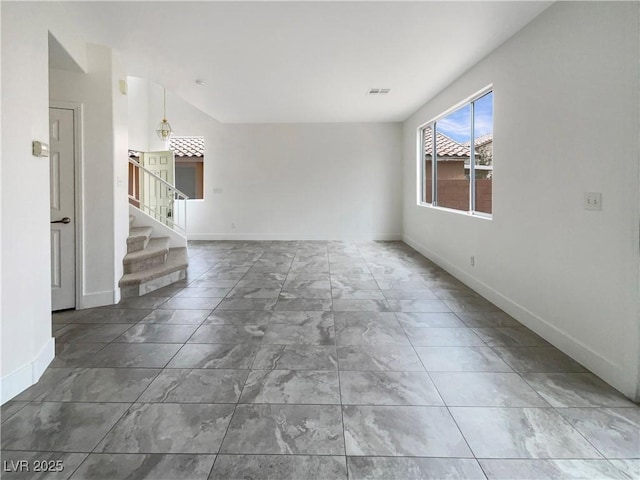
<box><xmin>402</xmin><ymin>234</ymin><xmax>632</xmax><ymax>398</ymax></box>
<box><xmin>1</xmin><ymin>337</ymin><xmax>55</xmax><ymax>404</ymax></box>
<box><xmin>113</xmin><ymin>288</ymin><xmax>121</xmax><ymax>305</ymax></box>
<box><xmin>78</xmin><ymin>290</ymin><xmax>114</xmax><ymax>309</ymax></box>
<box><xmin>373</xmin><ymin>234</ymin><xmax>403</xmax><ymax>241</ymax></box>
<box><xmin>188</xmin><ymin>233</ymin><xmax>403</xmax><ymax>241</ymax></box>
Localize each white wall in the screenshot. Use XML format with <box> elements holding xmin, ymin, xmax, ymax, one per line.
<box><xmin>191</xmin><ymin>121</ymin><xmax>403</xmax><ymax>240</ymax></box>
<box><xmin>1</xmin><ymin>2</ymin><xmax>53</xmax><ymax>400</ymax></box>
<box><xmin>1</xmin><ymin>2</ymin><xmax>128</xmax><ymax>402</ymax></box>
<box><xmin>0</xmin><ymin>2</ymin><xmax>87</xmax><ymax>401</ymax></box>
<box><xmin>402</xmin><ymin>2</ymin><xmax>640</xmax><ymax>398</ymax></box>
<box><xmin>111</xmin><ymin>54</ymin><xmax>130</xmax><ymax>304</ymax></box>
<box><xmin>127</xmin><ymin>77</ymin><xmax>150</xmax><ymax>152</ymax></box>
<box><xmin>131</xmin><ymin>80</ymin><xmax>403</xmax><ymax>241</ymax></box>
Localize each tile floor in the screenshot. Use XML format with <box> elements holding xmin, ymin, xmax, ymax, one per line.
<box><xmin>1</xmin><ymin>240</ymin><xmax>639</xmax><ymax>479</ymax></box>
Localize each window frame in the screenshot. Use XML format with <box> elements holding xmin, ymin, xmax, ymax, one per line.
<box><xmin>416</xmin><ymin>85</ymin><xmax>493</xmax><ymax>219</ymax></box>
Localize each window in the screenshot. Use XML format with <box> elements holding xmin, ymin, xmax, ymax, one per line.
<box><xmin>419</xmin><ymin>89</ymin><xmax>493</xmax><ymax>216</ymax></box>
<box><xmin>175</xmin><ymin>164</ymin><xmax>200</xmax><ymax>199</ymax></box>
<box><xmin>171</xmin><ymin>136</ymin><xmax>204</xmax><ymax>200</ymax></box>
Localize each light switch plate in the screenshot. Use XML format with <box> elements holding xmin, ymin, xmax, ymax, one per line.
<box><xmin>584</xmin><ymin>192</ymin><xmax>602</xmax><ymax>211</ymax></box>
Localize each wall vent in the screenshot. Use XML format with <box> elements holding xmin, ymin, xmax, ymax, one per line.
<box><xmin>367</xmin><ymin>88</ymin><xmax>390</xmax><ymax>95</ymax></box>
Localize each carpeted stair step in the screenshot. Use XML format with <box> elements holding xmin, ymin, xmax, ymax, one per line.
<box><xmin>119</xmin><ymin>247</ymin><xmax>188</xmax><ymax>297</ymax></box>
<box><xmin>123</xmin><ymin>237</ymin><xmax>169</xmax><ymax>274</ymax></box>
<box><xmin>127</xmin><ymin>226</ymin><xmax>153</xmax><ymax>253</ymax></box>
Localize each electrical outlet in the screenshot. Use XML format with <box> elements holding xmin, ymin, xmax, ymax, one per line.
<box><xmin>470</xmin><ymin>255</ymin><xmax>475</xmax><ymax>266</ymax></box>
<box><xmin>584</xmin><ymin>192</ymin><xmax>602</xmax><ymax>211</ymax></box>
<box><xmin>231</xmin><ymin>223</ymin><xmax>236</xmax><ymax>229</ymax></box>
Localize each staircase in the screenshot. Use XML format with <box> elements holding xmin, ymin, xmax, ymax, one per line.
<box><xmin>119</xmin><ymin>215</ymin><xmax>188</xmax><ymax>298</ymax></box>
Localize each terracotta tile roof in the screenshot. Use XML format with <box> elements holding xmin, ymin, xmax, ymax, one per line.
<box><xmin>474</xmin><ymin>133</ymin><xmax>493</xmax><ymax>147</ymax></box>
<box><xmin>424</xmin><ymin>128</ymin><xmax>470</xmax><ymax>159</ymax></box>
<box><xmin>461</xmin><ymin>133</ymin><xmax>493</xmax><ymax>148</ymax></box>
<box><xmin>170</xmin><ymin>136</ymin><xmax>204</xmax><ymax>157</ymax></box>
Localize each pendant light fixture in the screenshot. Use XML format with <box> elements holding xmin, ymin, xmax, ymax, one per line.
<box><xmin>156</xmin><ymin>87</ymin><xmax>173</xmax><ymax>141</ymax></box>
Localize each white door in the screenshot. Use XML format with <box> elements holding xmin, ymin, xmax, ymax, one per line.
<box><xmin>140</xmin><ymin>151</ymin><xmax>175</xmax><ymax>225</ymax></box>
<box><xmin>50</xmin><ymin>108</ymin><xmax>76</xmax><ymax>311</ymax></box>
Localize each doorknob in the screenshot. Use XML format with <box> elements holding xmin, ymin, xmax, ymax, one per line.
<box><xmin>51</xmin><ymin>217</ymin><xmax>71</xmax><ymax>224</ymax></box>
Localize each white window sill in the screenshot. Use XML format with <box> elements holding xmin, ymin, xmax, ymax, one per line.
<box><xmin>416</xmin><ymin>202</ymin><xmax>493</xmax><ymax>220</ymax></box>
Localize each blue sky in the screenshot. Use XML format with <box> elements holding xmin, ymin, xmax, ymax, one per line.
<box><xmin>436</xmin><ymin>91</ymin><xmax>493</xmax><ymax>143</ymax></box>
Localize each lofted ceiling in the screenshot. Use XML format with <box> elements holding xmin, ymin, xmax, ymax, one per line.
<box><xmin>60</xmin><ymin>1</ymin><xmax>552</xmax><ymax>123</ymax></box>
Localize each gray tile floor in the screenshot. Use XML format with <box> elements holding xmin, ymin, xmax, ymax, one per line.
<box><xmin>2</xmin><ymin>241</ymin><xmax>639</xmax><ymax>479</ymax></box>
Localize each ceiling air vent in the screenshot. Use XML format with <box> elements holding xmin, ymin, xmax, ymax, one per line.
<box><xmin>367</xmin><ymin>88</ymin><xmax>390</xmax><ymax>95</ymax></box>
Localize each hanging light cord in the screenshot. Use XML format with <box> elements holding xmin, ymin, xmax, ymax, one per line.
<box><xmin>162</xmin><ymin>88</ymin><xmax>168</xmax><ymax>122</ymax></box>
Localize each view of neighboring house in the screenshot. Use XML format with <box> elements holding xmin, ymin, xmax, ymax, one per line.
<box><xmin>171</xmin><ymin>136</ymin><xmax>205</xmax><ymax>200</ymax></box>
<box><xmin>424</xmin><ymin>128</ymin><xmax>472</xmax><ymax>180</ymax></box>
<box><xmin>470</xmin><ymin>133</ymin><xmax>494</xmax><ymax>178</ymax></box>
<box><xmin>423</xmin><ymin>128</ymin><xmax>493</xmax><ymax>213</ymax></box>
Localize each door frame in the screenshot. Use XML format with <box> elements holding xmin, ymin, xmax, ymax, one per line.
<box><xmin>50</xmin><ymin>100</ymin><xmax>84</xmax><ymax>310</ymax></box>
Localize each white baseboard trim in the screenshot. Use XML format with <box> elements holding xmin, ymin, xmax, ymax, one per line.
<box><xmin>79</xmin><ymin>290</ymin><xmax>114</xmax><ymax>309</ymax></box>
<box><xmin>1</xmin><ymin>337</ymin><xmax>55</xmax><ymax>404</ymax></box>
<box><xmin>373</xmin><ymin>234</ymin><xmax>403</xmax><ymax>241</ymax></box>
<box><xmin>403</xmin><ymin>234</ymin><xmax>632</xmax><ymax>398</ymax></box>
<box><xmin>188</xmin><ymin>233</ymin><xmax>403</xmax><ymax>241</ymax></box>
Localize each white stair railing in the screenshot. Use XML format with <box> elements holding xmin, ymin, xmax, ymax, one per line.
<box><xmin>128</xmin><ymin>158</ymin><xmax>189</xmax><ymax>235</ymax></box>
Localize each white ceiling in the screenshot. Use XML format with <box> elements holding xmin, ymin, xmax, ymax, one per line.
<box><xmin>61</xmin><ymin>1</ymin><xmax>552</xmax><ymax>123</ymax></box>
